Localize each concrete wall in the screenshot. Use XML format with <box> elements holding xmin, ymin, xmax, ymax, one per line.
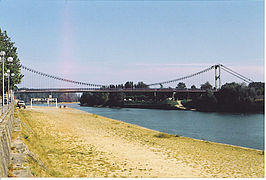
<box><xmin>0</xmin><ymin>106</ymin><xmax>14</xmax><ymax>177</ymax></box>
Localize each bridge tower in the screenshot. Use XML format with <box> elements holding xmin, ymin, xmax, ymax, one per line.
<box><xmin>215</xmin><ymin>64</ymin><xmax>221</xmax><ymax>89</ymax></box>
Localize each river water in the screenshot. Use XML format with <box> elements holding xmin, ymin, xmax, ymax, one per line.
<box><xmin>43</xmin><ymin>103</ymin><xmax>265</xmax><ymax>150</ymax></box>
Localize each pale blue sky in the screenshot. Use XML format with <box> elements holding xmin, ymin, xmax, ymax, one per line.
<box><xmin>0</xmin><ymin>0</ymin><xmax>264</xmax><ymax>87</ymax></box>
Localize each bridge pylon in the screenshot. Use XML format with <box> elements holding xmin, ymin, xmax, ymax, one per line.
<box><xmin>215</xmin><ymin>64</ymin><xmax>221</xmax><ymax>89</ymax></box>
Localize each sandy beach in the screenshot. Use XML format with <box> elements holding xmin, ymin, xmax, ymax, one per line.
<box><xmin>17</xmin><ymin>106</ymin><xmax>264</xmax><ymax>178</ymax></box>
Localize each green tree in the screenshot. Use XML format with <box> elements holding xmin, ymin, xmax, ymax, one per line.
<box><xmin>125</xmin><ymin>81</ymin><xmax>134</xmax><ymax>88</ymax></box>
<box><xmin>176</xmin><ymin>82</ymin><xmax>186</xmax><ymax>89</ymax></box>
<box><xmin>0</xmin><ymin>28</ymin><xmax>23</xmax><ymax>91</ymax></box>
<box><xmin>197</xmin><ymin>90</ymin><xmax>217</xmax><ymax>111</ymax></box>
<box><xmin>80</xmin><ymin>92</ymin><xmax>109</xmax><ymax>106</ymax></box>
<box><xmin>80</xmin><ymin>93</ymin><xmax>89</xmax><ymax>105</ymax></box>
<box><xmin>191</xmin><ymin>85</ymin><xmax>197</xmax><ymax>89</ymax></box>
<box><xmin>216</xmin><ymin>82</ymin><xmax>256</xmax><ymax>112</ymax></box>
<box><xmin>135</xmin><ymin>81</ymin><xmax>149</xmax><ymax>88</ymax></box>
<box><xmin>107</xmin><ymin>92</ymin><xmax>125</xmax><ymax>106</ymax></box>
<box><xmin>200</xmin><ymin>81</ymin><xmax>212</xmax><ymax>90</ymax></box>
<box><xmin>109</xmin><ymin>84</ymin><xmax>115</xmax><ymax>88</ymax></box>
<box><xmin>248</xmin><ymin>82</ymin><xmax>264</xmax><ymax>96</ymax></box>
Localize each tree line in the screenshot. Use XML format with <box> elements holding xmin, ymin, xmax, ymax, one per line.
<box><xmin>106</xmin><ymin>81</ymin><xmax>149</xmax><ymax>89</ymax></box>
<box><xmin>104</xmin><ymin>81</ymin><xmax>213</xmax><ymax>90</ymax></box>
<box><xmin>183</xmin><ymin>82</ymin><xmax>264</xmax><ymax>113</ymax></box>
<box><xmin>80</xmin><ymin>81</ymin><xmax>264</xmax><ymax>113</ymax></box>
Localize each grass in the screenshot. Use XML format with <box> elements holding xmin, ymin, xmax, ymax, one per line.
<box><xmin>18</xmin><ymin>110</ymin><xmax>60</xmax><ymax>177</ymax></box>
<box><xmin>18</xmin><ymin>109</ymin><xmax>120</xmax><ymax>177</ymax></box>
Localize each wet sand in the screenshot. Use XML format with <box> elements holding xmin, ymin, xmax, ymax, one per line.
<box><xmin>18</xmin><ymin>106</ymin><xmax>264</xmax><ymax>178</ymax></box>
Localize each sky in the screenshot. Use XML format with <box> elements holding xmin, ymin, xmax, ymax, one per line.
<box><xmin>0</xmin><ymin>0</ymin><xmax>264</xmax><ymax>88</ymax></box>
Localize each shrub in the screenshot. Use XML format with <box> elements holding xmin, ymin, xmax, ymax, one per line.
<box><xmin>154</xmin><ymin>133</ymin><xmax>171</xmax><ymax>138</ymax></box>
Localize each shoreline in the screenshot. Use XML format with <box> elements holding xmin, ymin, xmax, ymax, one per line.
<box><xmin>29</xmin><ymin>104</ymin><xmax>264</xmax><ymax>150</ymax></box>
<box><xmin>18</xmin><ymin>106</ymin><xmax>264</xmax><ymax>177</ymax></box>
<box><xmin>74</xmin><ymin>106</ymin><xmax>264</xmax><ymax>152</ymax></box>
<box><xmin>80</xmin><ymin>103</ymin><xmax>264</xmax><ymax>114</ymax></box>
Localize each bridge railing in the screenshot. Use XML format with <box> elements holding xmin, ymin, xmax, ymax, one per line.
<box><xmin>16</xmin><ymin>87</ymin><xmax>218</xmax><ymax>93</ymax></box>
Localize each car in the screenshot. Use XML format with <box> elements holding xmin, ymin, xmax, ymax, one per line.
<box><xmin>17</xmin><ymin>100</ymin><xmax>26</xmax><ymax>109</ymax></box>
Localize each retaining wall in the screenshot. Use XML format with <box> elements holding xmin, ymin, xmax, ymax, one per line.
<box><xmin>0</xmin><ymin>106</ymin><xmax>14</xmax><ymax>177</ymax></box>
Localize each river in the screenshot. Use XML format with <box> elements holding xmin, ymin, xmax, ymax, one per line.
<box><xmin>44</xmin><ymin>103</ymin><xmax>265</xmax><ymax>150</ymax></box>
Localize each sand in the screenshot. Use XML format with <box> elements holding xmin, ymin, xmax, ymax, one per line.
<box><xmin>18</xmin><ymin>106</ymin><xmax>264</xmax><ymax>178</ymax></box>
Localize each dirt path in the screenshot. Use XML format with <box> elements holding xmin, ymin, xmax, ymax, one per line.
<box><xmin>175</xmin><ymin>100</ymin><xmax>186</xmax><ymax>110</ymax></box>
<box><xmin>18</xmin><ymin>107</ymin><xmax>264</xmax><ymax>178</ymax></box>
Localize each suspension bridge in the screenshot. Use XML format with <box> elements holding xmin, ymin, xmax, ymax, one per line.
<box><xmin>16</xmin><ymin>64</ymin><xmax>254</xmax><ymax>94</ymax></box>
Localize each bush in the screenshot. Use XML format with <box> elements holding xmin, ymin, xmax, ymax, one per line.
<box><xmin>154</xmin><ymin>133</ymin><xmax>171</xmax><ymax>138</ymax></box>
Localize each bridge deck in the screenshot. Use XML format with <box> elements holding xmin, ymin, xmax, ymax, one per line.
<box><xmin>16</xmin><ymin>88</ymin><xmax>217</xmax><ymax>93</ymax></box>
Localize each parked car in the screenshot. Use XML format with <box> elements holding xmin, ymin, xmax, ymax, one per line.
<box><xmin>17</xmin><ymin>100</ymin><xmax>26</xmax><ymax>109</ymax></box>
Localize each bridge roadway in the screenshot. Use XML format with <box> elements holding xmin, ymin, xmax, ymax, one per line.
<box><xmin>16</xmin><ymin>88</ymin><xmax>217</xmax><ymax>93</ymax></box>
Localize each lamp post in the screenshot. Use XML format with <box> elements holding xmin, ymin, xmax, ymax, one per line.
<box><xmin>6</xmin><ymin>57</ymin><xmax>13</xmax><ymax>106</ymax></box>
<box><xmin>0</xmin><ymin>52</ymin><xmax>13</xmax><ymax>113</ymax></box>
<box><xmin>10</xmin><ymin>73</ymin><xmax>14</xmax><ymax>104</ymax></box>
<box><xmin>5</xmin><ymin>71</ymin><xmax>9</xmax><ymax>106</ymax></box>
<box><xmin>6</xmin><ymin>71</ymin><xmax>15</xmax><ymax>106</ymax></box>
<box><xmin>0</xmin><ymin>51</ymin><xmax>5</xmax><ymax>114</ymax></box>
<box><xmin>5</xmin><ymin>70</ymin><xmax>12</xmax><ymax>106</ymax></box>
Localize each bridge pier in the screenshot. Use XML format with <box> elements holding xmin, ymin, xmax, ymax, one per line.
<box><xmin>172</xmin><ymin>91</ymin><xmax>176</xmax><ymax>101</ymax></box>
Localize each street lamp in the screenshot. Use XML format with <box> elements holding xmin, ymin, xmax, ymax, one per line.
<box><xmin>6</xmin><ymin>57</ymin><xmax>13</xmax><ymax>106</ymax></box>
<box><xmin>5</xmin><ymin>70</ymin><xmax>11</xmax><ymax>106</ymax></box>
<box><xmin>0</xmin><ymin>52</ymin><xmax>13</xmax><ymax>113</ymax></box>
<box><xmin>0</xmin><ymin>51</ymin><xmax>5</xmax><ymax>114</ymax></box>
<box><xmin>10</xmin><ymin>73</ymin><xmax>14</xmax><ymax>103</ymax></box>
<box><xmin>5</xmin><ymin>71</ymin><xmax>9</xmax><ymax>106</ymax></box>
<box><xmin>5</xmin><ymin>70</ymin><xmax>15</xmax><ymax>106</ymax></box>
<box><xmin>7</xmin><ymin>57</ymin><xmax>13</xmax><ymax>63</ymax></box>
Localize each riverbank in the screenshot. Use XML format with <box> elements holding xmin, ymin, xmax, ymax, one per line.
<box><xmin>80</xmin><ymin>101</ymin><xmax>264</xmax><ymax>113</ymax></box>
<box><xmin>18</xmin><ymin>107</ymin><xmax>264</xmax><ymax>178</ymax></box>
<box><xmin>81</xmin><ymin>100</ymin><xmax>188</xmax><ymax>111</ymax></box>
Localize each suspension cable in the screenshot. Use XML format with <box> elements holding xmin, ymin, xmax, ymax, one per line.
<box><xmin>220</xmin><ymin>65</ymin><xmax>253</xmax><ymax>83</ymax></box>
<box><xmin>148</xmin><ymin>65</ymin><xmax>215</xmax><ymax>86</ymax></box>
<box><xmin>220</xmin><ymin>66</ymin><xmax>251</xmax><ymax>83</ymax></box>
<box><xmin>21</xmin><ymin>64</ymin><xmax>254</xmax><ymax>89</ymax></box>
<box><xmin>21</xmin><ymin>65</ymin><xmax>106</xmax><ymax>88</ymax></box>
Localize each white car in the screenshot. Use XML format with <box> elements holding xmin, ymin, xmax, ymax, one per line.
<box><xmin>17</xmin><ymin>100</ymin><xmax>26</xmax><ymax>109</ymax></box>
